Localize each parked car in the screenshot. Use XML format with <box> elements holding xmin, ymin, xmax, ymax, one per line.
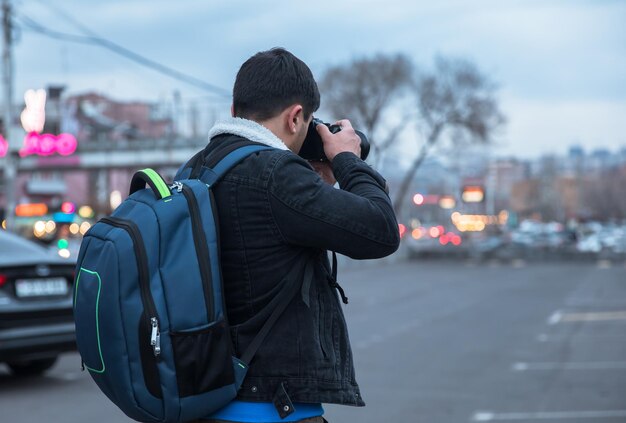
<box><xmin>576</xmin><ymin>222</ymin><xmax>626</xmax><ymax>255</ymax></box>
<box><xmin>0</xmin><ymin>229</ymin><xmax>76</xmax><ymax>375</ymax></box>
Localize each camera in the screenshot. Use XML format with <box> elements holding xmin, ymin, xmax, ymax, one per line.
<box><xmin>298</xmin><ymin>118</ymin><xmax>370</xmax><ymax>162</ymax></box>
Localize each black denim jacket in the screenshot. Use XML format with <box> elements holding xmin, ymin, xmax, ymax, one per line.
<box><xmin>204</xmin><ymin>132</ymin><xmax>399</xmax><ymax>409</ymax></box>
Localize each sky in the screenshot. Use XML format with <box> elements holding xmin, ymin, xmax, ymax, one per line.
<box><xmin>11</xmin><ymin>0</ymin><xmax>626</xmax><ymax>159</ymax></box>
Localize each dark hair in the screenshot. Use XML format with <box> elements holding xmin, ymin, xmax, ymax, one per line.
<box><xmin>233</xmin><ymin>48</ymin><xmax>320</xmax><ymax>121</ymax></box>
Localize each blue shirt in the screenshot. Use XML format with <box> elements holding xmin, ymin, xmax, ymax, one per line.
<box><xmin>209</xmin><ymin>401</ymin><xmax>324</xmax><ymax>422</ymax></box>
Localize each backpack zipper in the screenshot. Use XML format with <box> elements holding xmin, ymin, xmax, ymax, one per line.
<box><xmin>150</xmin><ymin>317</ymin><xmax>161</xmax><ymax>356</ymax></box>
<box><xmin>100</xmin><ymin>216</ymin><xmax>161</xmax><ymax>357</ymax></box>
<box><xmin>180</xmin><ymin>184</ymin><xmax>215</xmax><ymax>322</ymax></box>
<box><xmin>170</xmin><ymin>181</ymin><xmax>183</xmax><ymax>193</ymax></box>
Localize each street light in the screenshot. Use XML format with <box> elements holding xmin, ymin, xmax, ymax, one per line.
<box><xmin>461</xmin><ymin>185</ymin><xmax>485</xmax><ymax>203</ymax></box>
<box><xmin>439</xmin><ymin>196</ymin><xmax>456</xmax><ymax>209</ymax></box>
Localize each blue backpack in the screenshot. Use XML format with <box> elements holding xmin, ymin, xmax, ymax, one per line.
<box><xmin>73</xmin><ymin>145</ymin><xmax>311</xmax><ymax>422</ymax></box>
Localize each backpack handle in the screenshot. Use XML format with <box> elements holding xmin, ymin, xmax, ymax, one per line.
<box><xmin>129</xmin><ymin>169</ymin><xmax>172</xmax><ymax>200</ymax></box>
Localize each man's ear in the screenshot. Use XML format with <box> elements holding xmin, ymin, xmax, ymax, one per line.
<box><xmin>286</xmin><ymin>104</ymin><xmax>304</xmax><ymax>134</ymax></box>
<box><xmin>231</xmin><ymin>104</ymin><xmax>235</xmax><ymax>117</ymax></box>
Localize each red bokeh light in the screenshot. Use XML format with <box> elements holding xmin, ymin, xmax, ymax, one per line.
<box><xmin>61</xmin><ymin>202</ymin><xmax>76</xmax><ymax>214</ymax></box>
<box><xmin>398</xmin><ymin>224</ymin><xmax>407</xmax><ymax>239</ymax></box>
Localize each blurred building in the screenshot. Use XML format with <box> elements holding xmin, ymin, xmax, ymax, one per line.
<box><xmin>588</xmin><ymin>148</ymin><xmax>615</xmax><ymax>173</ymax></box>
<box><xmin>63</xmin><ymin>92</ymin><xmax>173</xmax><ymax>142</ymax></box>
<box><xmin>0</xmin><ymin>86</ymin><xmax>209</xmax><ymax>239</ymax></box>
<box><xmin>487</xmin><ymin>158</ymin><xmax>528</xmax><ymax>213</ymax></box>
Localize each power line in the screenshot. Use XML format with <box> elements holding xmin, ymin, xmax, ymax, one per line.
<box><xmin>14</xmin><ymin>13</ymin><xmax>231</xmax><ymax>97</ymax></box>
<box><xmin>31</xmin><ymin>0</ymin><xmax>100</xmax><ymax>38</ymax></box>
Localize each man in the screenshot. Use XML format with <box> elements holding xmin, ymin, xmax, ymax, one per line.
<box><xmin>197</xmin><ymin>48</ymin><xmax>400</xmax><ymax>423</ymax></box>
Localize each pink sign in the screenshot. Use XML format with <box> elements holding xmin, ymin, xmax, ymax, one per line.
<box><xmin>0</xmin><ymin>136</ymin><xmax>7</xmax><ymax>157</ymax></box>
<box><xmin>20</xmin><ymin>132</ymin><xmax>78</xmax><ymax>157</ymax></box>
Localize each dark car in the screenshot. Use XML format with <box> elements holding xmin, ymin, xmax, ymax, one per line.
<box><xmin>0</xmin><ymin>229</ymin><xmax>76</xmax><ymax>375</ymax></box>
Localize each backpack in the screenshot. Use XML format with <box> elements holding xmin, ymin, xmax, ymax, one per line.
<box><xmin>73</xmin><ymin>144</ymin><xmax>312</xmax><ymax>422</ymax></box>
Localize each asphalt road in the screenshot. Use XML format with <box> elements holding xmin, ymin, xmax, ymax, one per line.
<box><xmin>1</xmin><ymin>260</ymin><xmax>625</xmax><ymax>423</ymax></box>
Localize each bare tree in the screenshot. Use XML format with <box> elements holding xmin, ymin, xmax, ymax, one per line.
<box><xmin>581</xmin><ymin>168</ymin><xmax>626</xmax><ymax>220</ymax></box>
<box><xmin>393</xmin><ymin>56</ymin><xmax>505</xmax><ymax>217</ymax></box>
<box><xmin>320</xmin><ymin>53</ymin><xmax>413</xmax><ymax>168</ymax></box>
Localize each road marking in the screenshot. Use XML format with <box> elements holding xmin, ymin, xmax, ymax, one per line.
<box><xmin>546</xmin><ymin>310</ymin><xmax>626</xmax><ymax>325</ymax></box>
<box><xmin>511</xmin><ymin>259</ymin><xmax>526</xmax><ymax>268</ymax></box>
<box><xmin>547</xmin><ymin>310</ymin><xmax>562</xmax><ymax>325</ymax></box>
<box><xmin>512</xmin><ymin>361</ymin><xmax>626</xmax><ymax>371</ymax></box>
<box><xmin>472</xmin><ymin>409</ymin><xmax>626</xmax><ymax>421</ymax></box>
<box><xmin>597</xmin><ymin>259</ymin><xmax>612</xmax><ymax>269</ymax></box>
<box><xmin>560</xmin><ymin>310</ymin><xmax>626</xmax><ymax>322</ymax></box>
<box><xmin>537</xmin><ymin>333</ymin><xmax>626</xmax><ymax>342</ymax></box>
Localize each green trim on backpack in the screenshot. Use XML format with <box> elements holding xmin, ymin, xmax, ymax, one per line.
<box><xmin>140</xmin><ymin>168</ymin><xmax>171</xmax><ymax>199</ymax></box>
<box><xmin>75</xmin><ymin>268</ymin><xmax>106</xmax><ymax>374</ymax></box>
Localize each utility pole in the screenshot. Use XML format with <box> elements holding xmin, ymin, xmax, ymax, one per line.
<box><xmin>1</xmin><ymin>0</ymin><xmax>15</xmax><ymax>231</ymax></box>
<box><xmin>486</xmin><ymin>160</ymin><xmax>496</xmax><ymax>217</ymax></box>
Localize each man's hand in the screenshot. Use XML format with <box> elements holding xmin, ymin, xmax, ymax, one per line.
<box><xmin>309</xmin><ymin>161</ymin><xmax>336</xmax><ymax>185</ymax></box>
<box><xmin>316</xmin><ymin>119</ymin><xmax>361</xmax><ymax>162</ymax></box>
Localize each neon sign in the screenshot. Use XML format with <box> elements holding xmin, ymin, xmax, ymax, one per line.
<box><xmin>21</xmin><ymin>89</ymin><xmax>46</xmax><ymax>133</ymax></box>
<box><xmin>15</xmin><ymin>203</ymin><xmax>49</xmax><ymax>217</ymax></box>
<box><xmin>20</xmin><ymin>131</ymin><xmax>77</xmax><ymax>157</ymax></box>
<box><xmin>0</xmin><ymin>136</ymin><xmax>6</xmax><ymax>157</ymax></box>
<box><xmin>15</xmin><ymin>88</ymin><xmax>78</xmax><ymax>157</ymax></box>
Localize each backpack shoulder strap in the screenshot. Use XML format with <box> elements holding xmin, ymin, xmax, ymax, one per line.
<box><xmin>240</xmin><ymin>258</ymin><xmax>314</xmax><ymax>365</ymax></box>
<box><xmin>176</xmin><ymin>136</ymin><xmax>275</xmax><ymax>186</ymax></box>
<box><xmin>175</xmin><ymin>136</ymin><xmax>274</xmax><ymax>183</ymax></box>
<box><xmin>197</xmin><ymin>144</ymin><xmax>274</xmax><ymax>186</ymax></box>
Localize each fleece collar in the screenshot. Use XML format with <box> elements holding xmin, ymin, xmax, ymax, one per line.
<box><xmin>207</xmin><ymin>117</ymin><xmax>289</xmax><ymax>150</ymax></box>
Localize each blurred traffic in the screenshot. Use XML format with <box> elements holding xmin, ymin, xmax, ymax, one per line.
<box><xmin>4</xmin><ymin>201</ymin><xmax>92</xmax><ymax>260</ymax></box>
<box><xmin>402</xmin><ymin>218</ymin><xmax>626</xmax><ymax>261</ymax></box>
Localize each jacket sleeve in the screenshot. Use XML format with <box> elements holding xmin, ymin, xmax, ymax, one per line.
<box><xmin>268</xmin><ymin>151</ymin><xmax>400</xmax><ymax>259</ymax></box>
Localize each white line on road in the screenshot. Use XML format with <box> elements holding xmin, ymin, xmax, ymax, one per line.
<box><xmin>512</xmin><ymin>361</ymin><xmax>626</xmax><ymax>371</ymax></box>
<box><xmin>547</xmin><ymin>310</ymin><xmax>562</xmax><ymax>325</ymax></box>
<box><xmin>560</xmin><ymin>310</ymin><xmax>626</xmax><ymax>322</ymax></box>
<box><xmin>472</xmin><ymin>409</ymin><xmax>626</xmax><ymax>421</ymax></box>
<box><xmin>545</xmin><ymin>310</ymin><xmax>626</xmax><ymax>325</ymax></box>
<box><xmin>536</xmin><ymin>333</ymin><xmax>626</xmax><ymax>342</ymax></box>
<box><xmin>511</xmin><ymin>259</ymin><xmax>526</xmax><ymax>268</ymax></box>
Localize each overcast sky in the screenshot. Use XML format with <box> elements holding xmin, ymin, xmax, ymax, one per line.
<box><xmin>12</xmin><ymin>0</ymin><xmax>626</xmax><ymax>158</ymax></box>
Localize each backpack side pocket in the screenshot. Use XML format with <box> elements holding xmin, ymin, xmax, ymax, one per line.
<box><xmin>170</xmin><ymin>319</ymin><xmax>235</xmax><ymax>397</ymax></box>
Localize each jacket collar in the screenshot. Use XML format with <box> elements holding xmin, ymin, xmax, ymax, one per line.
<box><xmin>208</xmin><ymin>117</ymin><xmax>289</xmax><ymax>151</ymax></box>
